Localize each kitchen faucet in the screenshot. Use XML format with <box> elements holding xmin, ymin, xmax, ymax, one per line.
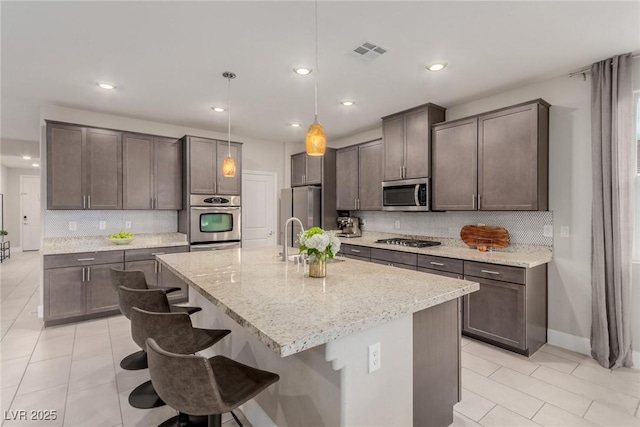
<box><xmin>282</xmin><ymin>217</ymin><xmax>304</xmax><ymax>261</ymax></box>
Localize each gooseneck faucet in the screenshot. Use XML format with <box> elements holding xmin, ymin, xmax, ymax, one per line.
<box><xmin>283</xmin><ymin>217</ymin><xmax>304</xmax><ymax>261</ymax></box>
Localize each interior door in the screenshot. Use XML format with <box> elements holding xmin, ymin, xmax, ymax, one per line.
<box><xmin>21</xmin><ymin>175</ymin><xmax>41</xmax><ymax>251</ymax></box>
<box><xmin>241</xmin><ymin>171</ymin><xmax>276</xmax><ymax>248</ymax></box>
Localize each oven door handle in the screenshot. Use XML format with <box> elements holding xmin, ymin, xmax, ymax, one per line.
<box><xmin>190</xmin><ymin>242</ymin><xmax>241</xmax><ymax>251</ymax></box>
<box><xmin>190</xmin><ymin>206</ymin><xmax>240</xmax><ymax>211</ymax></box>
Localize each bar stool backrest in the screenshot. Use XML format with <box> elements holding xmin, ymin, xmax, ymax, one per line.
<box><xmin>110</xmin><ymin>268</ymin><xmax>148</xmax><ymax>293</ymax></box>
<box><xmin>130</xmin><ymin>307</ymin><xmax>197</xmax><ymax>354</ymax></box>
<box><xmin>146</xmin><ymin>338</ymin><xmax>225</xmax><ymax>416</ymax></box>
<box><xmin>118</xmin><ymin>286</ymin><xmax>171</xmax><ymax>319</ymax></box>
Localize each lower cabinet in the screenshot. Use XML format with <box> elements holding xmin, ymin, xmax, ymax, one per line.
<box><xmin>85</xmin><ymin>263</ymin><xmax>125</xmax><ymax>315</ymax></box>
<box><xmin>124</xmin><ymin>245</ymin><xmax>189</xmax><ymax>302</ymax></box>
<box><xmin>370</xmin><ymin>248</ymin><xmax>417</xmax><ymax>270</ymax></box>
<box><xmin>340</xmin><ymin>244</ymin><xmax>371</xmax><ymax>261</ymax></box>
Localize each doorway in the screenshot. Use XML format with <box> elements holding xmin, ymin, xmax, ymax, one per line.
<box><xmin>20</xmin><ymin>175</ymin><xmax>41</xmax><ymax>251</ymax></box>
<box><xmin>241</xmin><ymin>171</ymin><xmax>277</xmax><ymax>248</ymax></box>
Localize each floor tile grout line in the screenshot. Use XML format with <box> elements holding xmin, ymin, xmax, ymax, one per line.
<box><xmin>581</xmin><ymin>400</ymin><xmax>595</xmax><ymax>420</ymax></box>
<box><xmin>107</xmin><ymin>318</ymin><xmax>125</xmax><ymax>427</ymax></box>
<box><xmin>568</xmin><ymin>362</ymin><xmax>640</xmax><ymax>402</ymax></box>
<box><xmin>60</xmin><ymin>322</ymin><xmax>78</xmax><ymax>427</ymax></box>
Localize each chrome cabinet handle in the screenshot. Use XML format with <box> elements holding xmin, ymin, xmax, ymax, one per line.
<box><xmin>87</xmin><ymin>267</ymin><xmax>91</xmax><ymax>281</ymax></box>
<box><xmin>472</xmin><ymin>194</ymin><xmax>476</xmax><ymax>210</ymax></box>
<box><xmin>151</xmin><ymin>252</ymin><xmax>165</xmax><ymax>256</ymax></box>
<box><xmin>88</xmin><ymin>195</ymin><xmax>91</xmax><ymax>209</ymax></box>
<box><xmin>478</xmin><ymin>195</ymin><xmax>481</xmax><ymax>210</ymax></box>
<box><xmin>83</xmin><ymin>195</ymin><xmax>86</xmax><ymax>209</ymax></box>
<box><xmin>481</xmin><ymin>269</ymin><xmax>500</xmax><ymax>275</ymax></box>
<box><xmin>82</xmin><ymin>267</ymin><xmax>86</xmax><ymax>282</ymax></box>
<box><xmin>77</xmin><ymin>257</ymin><xmax>95</xmax><ymax>261</ymax></box>
<box><xmin>430</xmin><ymin>262</ymin><xmax>444</xmax><ymax>266</ymax></box>
<box><xmin>351</xmin><ymin>249</ymin><xmax>361</xmax><ymax>253</ymax></box>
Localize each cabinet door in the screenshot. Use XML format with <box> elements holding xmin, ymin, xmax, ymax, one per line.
<box><xmin>125</xmin><ymin>260</ymin><xmax>159</xmax><ymax>287</ymax></box>
<box><xmin>432</xmin><ymin>118</ymin><xmax>478</xmax><ymax>211</ymax></box>
<box><xmin>216</xmin><ymin>141</ymin><xmax>242</xmax><ymax>195</ymax></box>
<box><xmin>47</xmin><ymin>123</ymin><xmax>85</xmax><ymax>209</ymax></box>
<box><xmin>44</xmin><ymin>266</ymin><xmax>85</xmax><ymax>321</ymax></box>
<box><xmin>85</xmin><ymin>263</ymin><xmax>124</xmax><ymax>315</ymax></box>
<box><xmin>336</xmin><ymin>146</ymin><xmax>359</xmax><ymax>210</ymax></box>
<box><xmin>159</xmin><ymin>263</ymin><xmax>189</xmax><ymax>301</ymax></box>
<box><xmin>85</xmin><ymin>128</ymin><xmax>122</xmax><ymax>209</ymax></box>
<box><xmin>305</xmin><ymin>155</ymin><xmax>322</xmax><ymax>185</ymax></box>
<box><xmin>382</xmin><ymin>115</ymin><xmax>405</xmax><ymax>181</ymax></box>
<box><xmin>404</xmin><ymin>108</ymin><xmax>430</xmax><ymax>179</ymax></box>
<box><xmin>123</xmin><ymin>133</ymin><xmax>153</xmax><ymax>209</ymax></box>
<box><xmin>478</xmin><ymin>104</ymin><xmax>538</xmax><ymax>210</ymax></box>
<box><xmin>291</xmin><ymin>153</ymin><xmax>306</xmax><ymax>187</ymax></box>
<box><xmin>358</xmin><ymin>140</ymin><xmax>383</xmax><ymax>210</ymax></box>
<box><xmin>190</xmin><ymin>137</ymin><xmax>216</xmax><ymax>194</ymax></box>
<box><xmin>155</xmin><ymin>137</ymin><xmax>183</xmax><ymax>209</ymax></box>
<box><xmin>462</xmin><ymin>275</ymin><xmax>526</xmax><ymax>350</ymax></box>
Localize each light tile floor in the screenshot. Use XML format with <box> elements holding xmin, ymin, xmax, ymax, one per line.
<box><xmin>2</xmin><ymin>251</ymin><xmax>640</xmax><ymax>426</ymax></box>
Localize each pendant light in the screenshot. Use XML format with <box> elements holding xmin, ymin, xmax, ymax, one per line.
<box><xmin>305</xmin><ymin>0</ymin><xmax>326</xmax><ymax>156</ymax></box>
<box><xmin>222</xmin><ymin>71</ymin><xmax>236</xmax><ymax>177</ymax></box>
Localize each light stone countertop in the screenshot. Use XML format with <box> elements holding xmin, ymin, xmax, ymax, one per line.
<box><xmin>157</xmin><ymin>246</ymin><xmax>479</xmax><ymax>357</ymax></box>
<box><xmin>339</xmin><ymin>233</ymin><xmax>552</xmax><ymax>268</ymax></box>
<box><xmin>42</xmin><ymin>233</ymin><xmax>188</xmax><ymax>255</ymax></box>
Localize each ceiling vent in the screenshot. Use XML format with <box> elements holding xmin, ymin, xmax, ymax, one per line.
<box><xmin>349</xmin><ymin>42</ymin><xmax>387</xmax><ymax>62</ymax></box>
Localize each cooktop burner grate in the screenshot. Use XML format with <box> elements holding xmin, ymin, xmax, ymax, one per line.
<box><xmin>375</xmin><ymin>238</ymin><xmax>441</xmax><ymax>248</ymax></box>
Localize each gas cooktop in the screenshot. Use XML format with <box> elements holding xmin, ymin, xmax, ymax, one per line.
<box><xmin>375</xmin><ymin>238</ymin><xmax>441</xmax><ymax>248</ymax></box>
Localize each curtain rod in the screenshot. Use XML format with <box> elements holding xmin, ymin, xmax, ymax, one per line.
<box><xmin>569</xmin><ymin>53</ymin><xmax>640</xmax><ymax>79</ymax></box>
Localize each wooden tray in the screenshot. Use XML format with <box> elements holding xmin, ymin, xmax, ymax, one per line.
<box><xmin>460</xmin><ymin>225</ymin><xmax>510</xmax><ymax>249</ymax></box>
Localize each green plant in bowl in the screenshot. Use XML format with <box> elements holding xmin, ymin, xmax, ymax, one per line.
<box><xmin>109</xmin><ymin>231</ymin><xmax>135</xmax><ymax>245</ymax></box>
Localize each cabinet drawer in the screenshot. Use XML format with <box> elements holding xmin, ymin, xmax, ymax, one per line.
<box><xmin>371</xmin><ymin>258</ymin><xmax>417</xmax><ymax>271</ymax></box>
<box><xmin>464</xmin><ymin>261</ymin><xmax>525</xmax><ymax>285</ymax></box>
<box><xmin>44</xmin><ymin>251</ymin><xmax>125</xmax><ymax>269</ymax></box>
<box><xmin>417</xmin><ymin>267</ymin><xmax>462</xmax><ymax>279</ymax></box>
<box><xmin>124</xmin><ymin>245</ymin><xmax>189</xmax><ymax>262</ymax></box>
<box><xmin>370</xmin><ymin>248</ymin><xmax>417</xmax><ymax>267</ymax></box>
<box><xmin>343</xmin><ymin>254</ymin><xmax>370</xmax><ymax>261</ymax></box>
<box><xmin>417</xmin><ymin>255</ymin><xmax>463</xmax><ymax>275</ymax></box>
<box><xmin>341</xmin><ymin>244</ymin><xmax>371</xmax><ymax>259</ymax></box>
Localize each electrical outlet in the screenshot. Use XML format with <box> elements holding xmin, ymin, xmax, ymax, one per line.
<box><xmin>360</xmin><ymin>219</ymin><xmax>366</xmax><ymax>226</ymax></box>
<box><xmin>369</xmin><ymin>342</ymin><xmax>381</xmax><ymax>373</ymax></box>
<box><xmin>394</xmin><ymin>220</ymin><xmax>401</xmax><ymax>229</ymax></box>
<box><xmin>125</xmin><ymin>221</ymin><xmax>132</xmax><ymax>229</ymax></box>
<box><xmin>477</xmin><ymin>223</ymin><xmax>486</xmax><ymax>226</ymax></box>
<box><xmin>560</xmin><ymin>226</ymin><xmax>570</xmax><ymax>238</ymax></box>
<box><xmin>68</xmin><ymin>221</ymin><xmax>77</xmax><ymax>231</ymax></box>
<box><xmin>543</xmin><ymin>225</ymin><xmax>553</xmax><ymax>237</ymax></box>
<box><xmin>99</xmin><ymin>221</ymin><xmax>106</xmax><ymax>230</ymax></box>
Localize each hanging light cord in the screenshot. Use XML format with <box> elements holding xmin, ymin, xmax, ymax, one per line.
<box><xmin>313</xmin><ymin>0</ymin><xmax>319</xmax><ymax>120</ymax></box>
<box><xmin>227</xmin><ymin>76</ymin><xmax>232</xmax><ymax>157</ymax></box>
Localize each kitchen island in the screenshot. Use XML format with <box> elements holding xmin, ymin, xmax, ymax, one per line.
<box><xmin>157</xmin><ymin>247</ymin><xmax>479</xmax><ymax>427</ymax></box>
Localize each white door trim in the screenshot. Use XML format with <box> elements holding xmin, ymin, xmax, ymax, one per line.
<box><xmin>242</xmin><ymin>170</ymin><xmax>278</xmax><ymax>247</ymax></box>
<box><xmin>20</xmin><ymin>174</ymin><xmax>41</xmax><ymax>251</ymax></box>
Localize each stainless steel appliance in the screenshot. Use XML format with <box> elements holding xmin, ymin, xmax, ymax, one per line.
<box><xmin>280</xmin><ymin>187</ymin><xmax>321</xmax><ymax>247</ymax></box>
<box><xmin>375</xmin><ymin>238</ymin><xmax>441</xmax><ymax>248</ymax></box>
<box><xmin>337</xmin><ymin>216</ymin><xmax>361</xmax><ymax>238</ymax></box>
<box><xmin>189</xmin><ymin>195</ymin><xmax>241</xmax><ymax>249</ymax></box>
<box><xmin>382</xmin><ymin>178</ymin><xmax>430</xmax><ymax>211</ymax></box>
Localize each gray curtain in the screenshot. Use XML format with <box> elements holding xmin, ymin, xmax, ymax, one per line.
<box><xmin>590</xmin><ymin>53</ymin><xmax>634</xmax><ymax>369</ymax></box>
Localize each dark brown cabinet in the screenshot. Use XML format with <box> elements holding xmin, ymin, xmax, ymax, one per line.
<box><xmin>291</xmin><ymin>153</ymin><xmax>322</xmax><ymax>187</ymax></box>
<box><xmin>123</xmin><ymin>134</ymin><xmax>182</xmax><ymax>209</ymax></box>
<box><xmin>186</xmin><ymin>136</ymin><xmax>242</xmax><ymax>195</ymax></box>
<box><xmin>336</xmin><ymin>140</ymin><xmax>383</xmax><ymax>211</ymax></box>
<box><xmin>85</xmin><ymin>263</ymin><xmax>124</xmax><ymax>315</ymax></box>
<box><xmin>382</xmin><ymin>104</ymin><xmax>446</xmax><ymax>182</ymax></box>
<box><xmin>370</xmin><ymin>248</ymin><xmax>417</xmax><ymax>270</ymax></box>
<box><xmin>45</xmin><ymin>267</ymin><xmax>85</xmax><ymax>321</ymax></box>
<box><xmin>431</xmin><ymin>99</ymin><xmax>549</xmax><ymax>211</ymax></box>
<box><xmin>47</xmin><ymin>122</ymin><xmax>122</xmax><ymax>210</ymax></box>
<box><xmin>340</xmin><ymin>244</ymin><xmax>371</xmax><ymax>261</ymax></box>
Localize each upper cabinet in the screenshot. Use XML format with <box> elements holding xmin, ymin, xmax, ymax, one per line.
<box><xmin>122</xmin><ymin>134</ymin><xmax>182</xmax><ymax>210</ymax></box>
<box><xmin>47</xmin><ymin>122</ymin><xmax>122</xmax><ymax>210</ymax></box>
<box><xmin>431</xmin><ymin>99</ymin><xmax>549</xmax><ymax>211</ymax></box>
<box><xmin>186</xmin><ymin>136</ymin><xmax>242</xmax><ymax>195</ymax></box>
<box><xmin>336</xmin><ymin>140</ymin><xmax>383</xmax><ymax>211</ymax></box>
<box><xmin>291</xmin><ymin>153</ymin><xmax>322</xmax><ymax>186</ymax></box>
<box><xmin>382</xmin><ymin>103</ymin><xmax>446</xmax><ymax>182</ymax></box>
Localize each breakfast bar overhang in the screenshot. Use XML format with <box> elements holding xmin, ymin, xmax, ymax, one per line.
<box><xmin>157</xmin><ymin>247</ymin><xmax>479</xmax><ymax>427</ymax></box>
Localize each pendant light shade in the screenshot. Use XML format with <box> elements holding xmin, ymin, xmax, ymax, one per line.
<box><xmin>306</xmin><ymin>117</ymin><xmax>326</xmax><ymax>156</ymax></box>
<box><xmin>222</xmin><ymin>71</ymin><xmax>236</xmax><ymax>178</ymax></box>
<box><xmin>306</xmin><ymin>0</ymin><xmax>326</xmax><ymax>157</ymax></box>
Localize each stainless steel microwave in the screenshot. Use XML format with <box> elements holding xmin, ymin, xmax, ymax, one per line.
<box><xmin>382</xmin><ymin>178</ymin><xmax>430</xmax><ymax>211</ymax></box>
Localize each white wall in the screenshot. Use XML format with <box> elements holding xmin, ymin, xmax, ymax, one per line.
<box><xmin>2</xmin><ymin>167</ymin><xmax>40</xmax><ymax>250</ymax></box>
<box><xmin>1</xmin><ymin>165</ymin><xmax>9</xmax><ymax>231</ymax></box>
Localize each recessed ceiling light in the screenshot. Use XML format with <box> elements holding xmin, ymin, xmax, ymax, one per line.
<box><xmin>22</xmin><ymin>155</ymin><xmax>31</xmax><ymax>160</ymax></box>
<box><xmin>32</xmin><ymin>163</ymin><xmax>40</xmax><ymax>167</ymax></box>
<box><xmin>212</xmin><ymin>107</ymin><xmax>226</xmax><ymax>113</ymax></box>
<box><xmin>340</xmin><ymin>101</ymin><xmax>356</xmax><ymax>107</ymax></box>
<box><xmin>427</xmin><ymin>63</ymin><xmax>447</xmax><ymax>72</ymax></box>
<box><xmin>293</xmin><ymin>67</ymin><xmax>312</xmax><ymax>76</ymax></box>
<box><xmin>290</xmin><ymin>123</ymin><xmax>301</xmax><ymax>128</ymax></box>
<box><xmin>97</xmin><ymin>82</ymin><xmax>116</xmax><ymax>90</ymax></box>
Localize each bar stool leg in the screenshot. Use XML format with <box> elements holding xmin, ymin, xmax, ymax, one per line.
<box><xmin>120</xmin><ymin>350</ymin><xmax>148</xmax><ymax>370</ymax></box>
<box><xmin>207</xmin><ymin>414</ymin><xmax>221</xmax><ymax>427</ymax></box>
<box><xmin>128</xmin><ymin>380</ymin><xmax>164</xmax><ymax>408</ymax></box>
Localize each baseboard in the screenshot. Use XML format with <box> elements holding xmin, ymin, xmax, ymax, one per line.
<box><xmin>548</xmin><ymin>328</ymin><xmax>640</xmax><ymax>370</ymax></box>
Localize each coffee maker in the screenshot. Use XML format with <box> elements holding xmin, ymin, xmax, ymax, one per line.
<box><xmin>337</xmin><ymin>216</ymin><xmax>361</xmax><ymax>238</ymax></box>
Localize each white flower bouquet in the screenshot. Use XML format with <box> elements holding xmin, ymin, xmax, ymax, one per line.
<box><xmin>298</xmin><ymin>227</ymin><xmax>341</xmax><ymax>262</ymax></box>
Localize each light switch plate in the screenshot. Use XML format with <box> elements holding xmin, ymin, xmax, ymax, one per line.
<box><xmin>68</xmin><ymin>221</ymin><xmax>77</xmax><ymax>231</ymax></box>
<box><xmin>125</xmin><ymin>221</ymin><xmax>132</xmax><ymax>229</ymax></box>
<box><xmin>394</xmin><ymin>220</ymin><xmax>401</xmax><ymax>229</ymax></box>
<box><xmin>543</xmin><ymin>225</ymin><xmax>553</xmax><ymax>237</ymax></box>
<box><xmin>99</xmin><ymin>221</ymin><xmax>106</xmax><ymax>230</ymax></box>
<box><xmin>560</xmin><ymin>226</ymin><xmax>570</xmax><ymax>238</ymax></box>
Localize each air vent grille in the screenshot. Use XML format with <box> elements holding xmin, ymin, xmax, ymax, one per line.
<box><xmin>350</xmin><ymin>41</ymin><xmax>387</xmax><ymax>62</ymax></box>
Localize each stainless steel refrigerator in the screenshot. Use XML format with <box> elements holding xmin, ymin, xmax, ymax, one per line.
<box><xmin>280</xmin><ymin>187</ymin><xmax>322</xmax><ymax>247</ymax></box>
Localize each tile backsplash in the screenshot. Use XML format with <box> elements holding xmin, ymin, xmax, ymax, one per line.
<box><xmin>353</xmin><ymin>211</ymin><xmax>553</xmax><ymax>246</ymax></box>
<box><xmin>44</xmin><ymin>210</ymin><xmax>177</xmax><ymax>238</ymax></box>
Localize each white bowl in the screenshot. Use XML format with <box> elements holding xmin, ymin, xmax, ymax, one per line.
<box><xmin>109</xmin><ymin>237</ymin><xmax>135</xmax><ymax>245</ymax></box>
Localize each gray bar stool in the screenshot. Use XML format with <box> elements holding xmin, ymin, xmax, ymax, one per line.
<box><xmin>118</xmin><ymin>286</ymin><xmax>203</xmax><ymax>409</ymax></box>
<box><xmin>111</xmin><ymin>268</ymin><xmax>200</xmax><ymax>371</ymax></box>
<box><xmin>146</xmin><ymin>337</ymin><xmax>280</xmax><ymax>427</ymax></box>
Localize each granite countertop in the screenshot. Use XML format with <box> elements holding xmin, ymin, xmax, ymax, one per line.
<box><xmin>157</xmin><ymin>247</ymin><xmax>479</xmax><ymax>357</ymax></box>
<box><xmin>42</xmin><ymin>233</ymin><xmax>189</xmax><ymax>255</ymax></box>
<box><xmin>339</xmin><ymin>233</ymin><xmax>552</xmax><ymax>268</ymax></box>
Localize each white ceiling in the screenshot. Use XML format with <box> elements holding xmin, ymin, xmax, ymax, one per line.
<box><xmin>1</xmin><ymin>1</ymin><xmax>639</xmax><ymax>147</ymax></box>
